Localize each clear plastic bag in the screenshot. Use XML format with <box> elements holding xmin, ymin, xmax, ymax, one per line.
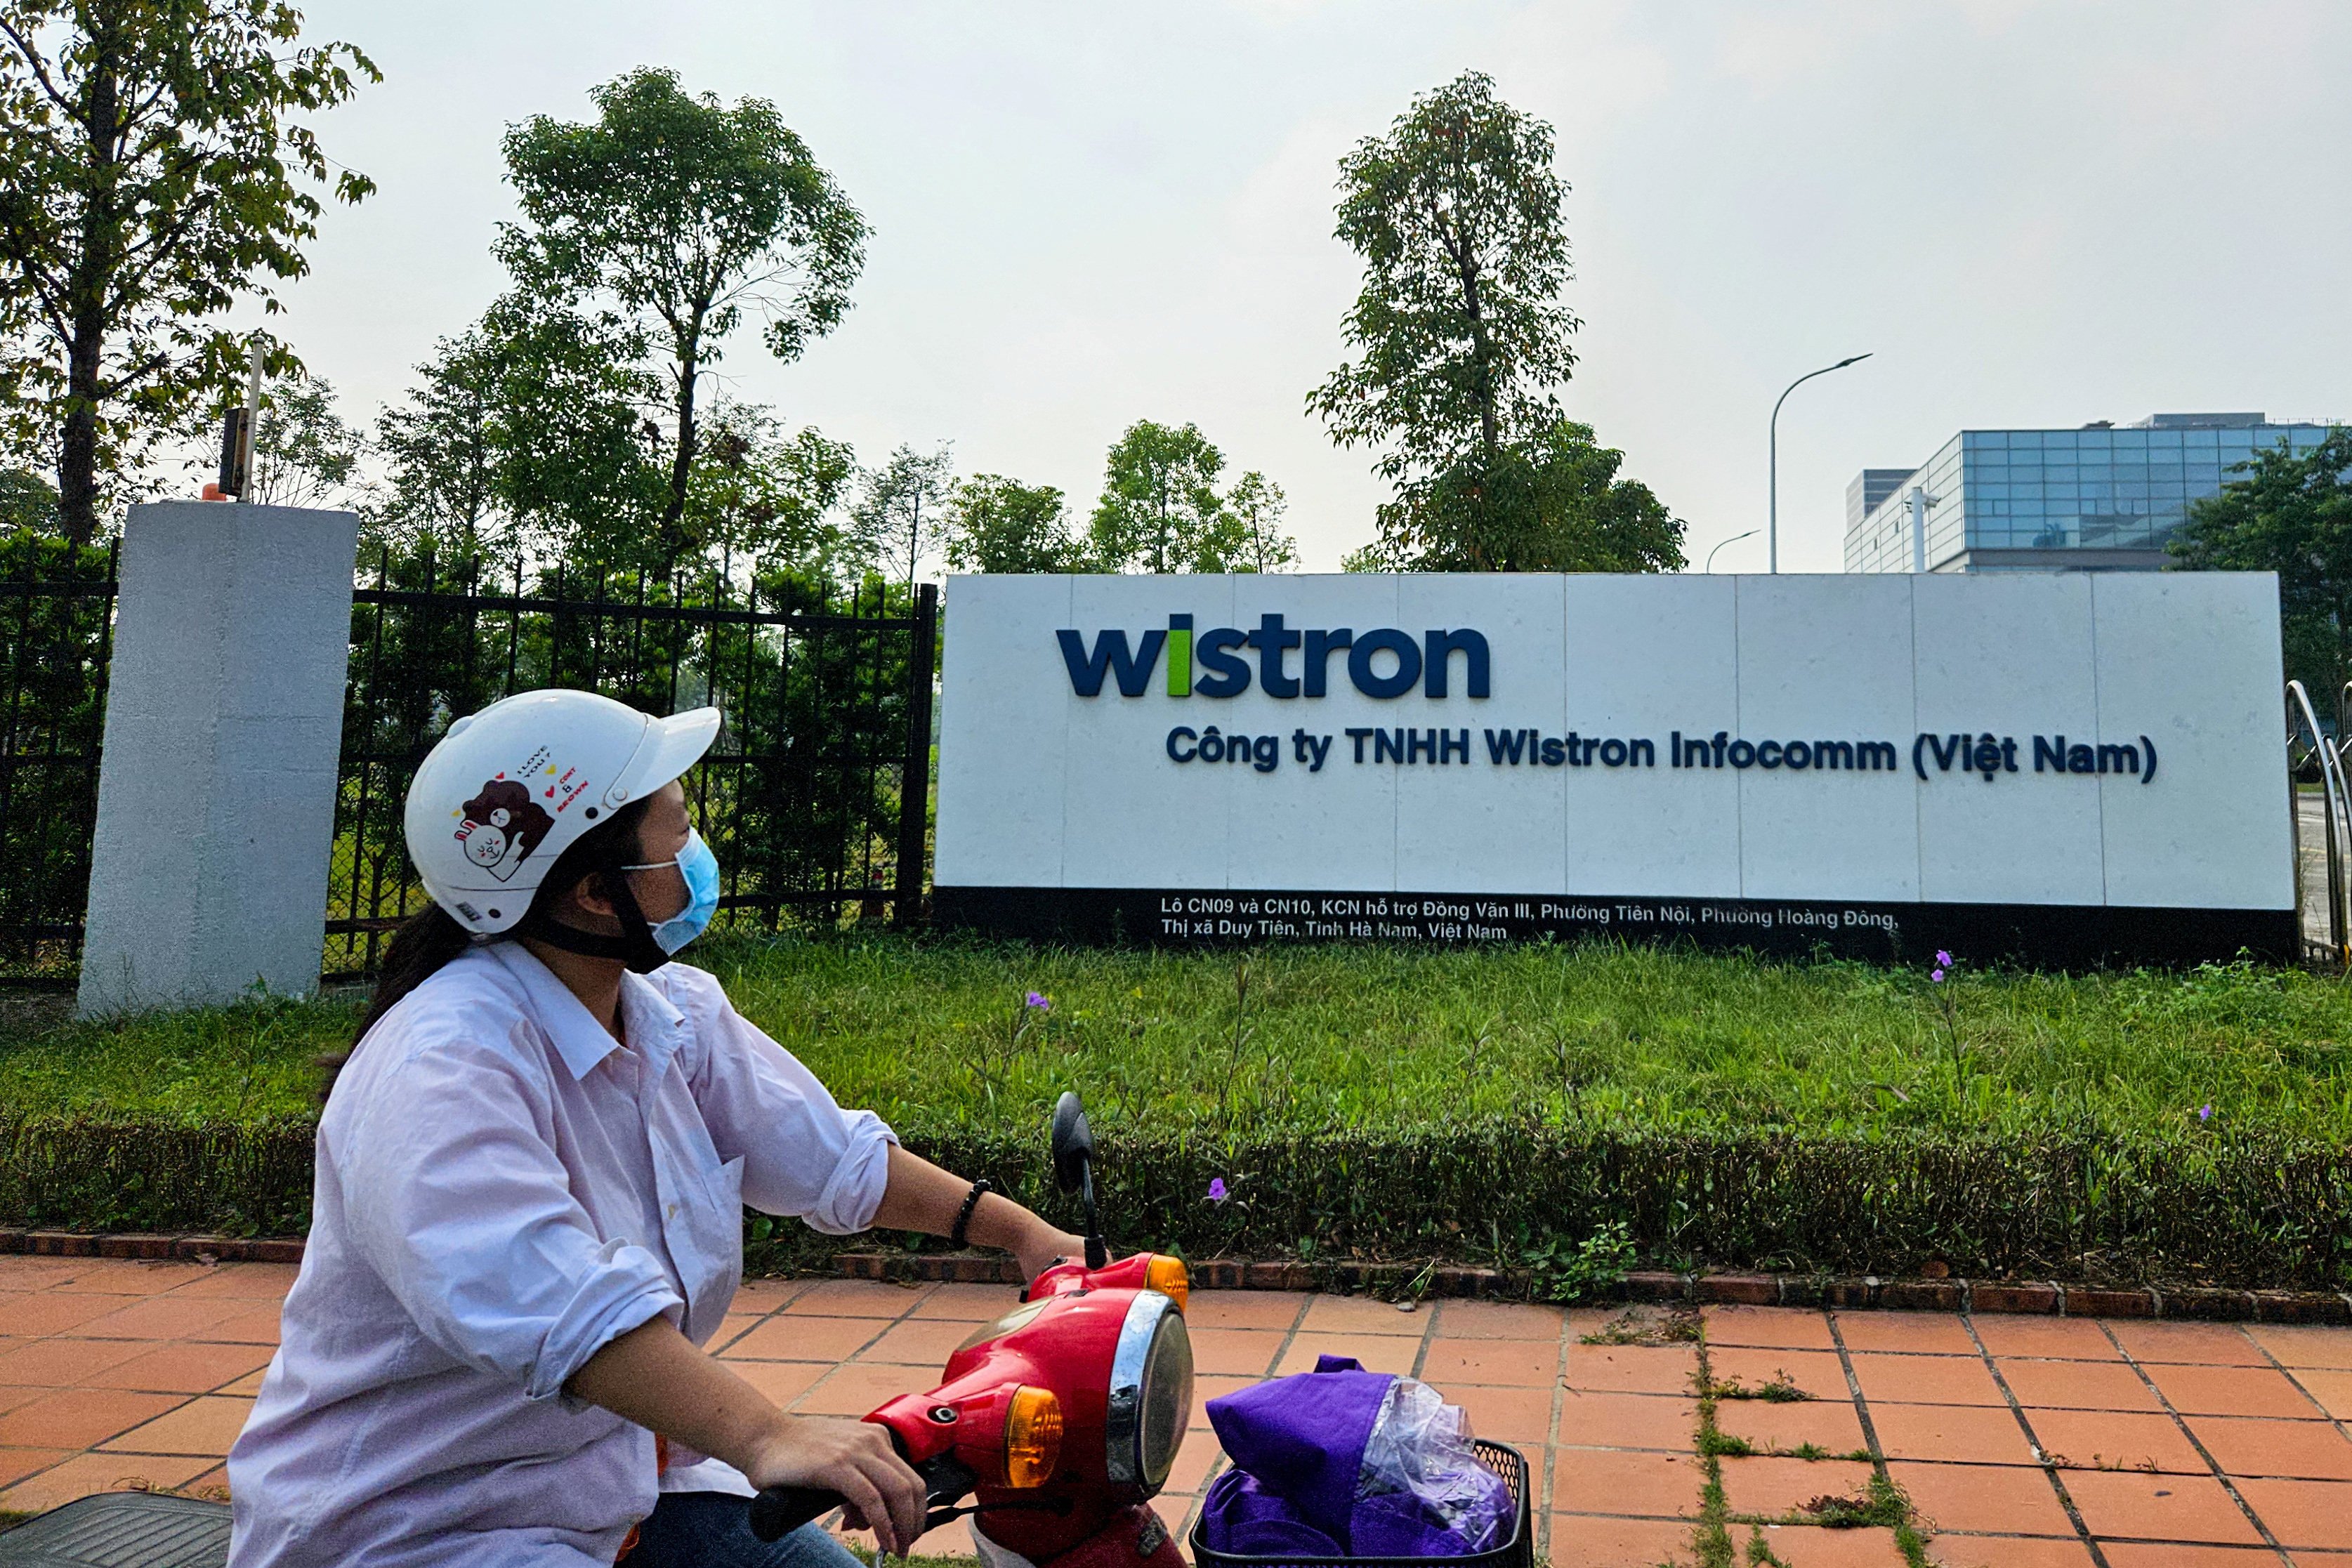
<box><xmin>1354</xmin><ymin>1377</ymin><xmax>1510</xmax><ymax>1553</ymax></box>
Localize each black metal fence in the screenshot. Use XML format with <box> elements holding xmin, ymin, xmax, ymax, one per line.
<box><xmin>327</xmin><ymin>551</ymin><xmax>938</xmax><ymax>977</ymax></box>
<box><xmin>0</xmin><ymin>539</ymin><xmax>117</xmax><ymax>985</ymax></box>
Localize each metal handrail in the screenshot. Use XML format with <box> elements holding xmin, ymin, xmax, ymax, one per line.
<box><xmin>2287</xmin><ymin>680</ymin><xmax>2352</xmax><ymax>968</ymax></box>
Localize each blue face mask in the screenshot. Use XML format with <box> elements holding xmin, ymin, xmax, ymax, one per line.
<box><xmin>626</xmin><ymin>827</ymin><xmax>721</xmax><ymax>954</ymax></box>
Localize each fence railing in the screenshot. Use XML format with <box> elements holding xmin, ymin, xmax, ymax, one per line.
<box><xmin>2287</xmin><ymin>679</ymin><xmax>2352</xmax><ymax>970</ymax></box>
<box><xmin>326</xmin><ymin>551</ymin><xmax>938</xmax><ymax>978</ymax></box>
<box><xmin>0</xmin><ymin>539</ymin><xmax>117</xmax><ymax>987</ymax></box>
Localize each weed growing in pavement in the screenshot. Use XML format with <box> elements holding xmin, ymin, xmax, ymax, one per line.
<box><xmin>1697</xmin><ymin>1429</ymin><xmax>1754</xmax><ymax>1458</ymax></box>
<box><xmin>2044</xmin><ymin>1450</ymin><xmax>2161</xmax><ymax>1473</ymax></box>
<box><xmin>1683</xmin><ymin>1317</ymin><xmax>1934</xmax><ymax>1568</ymax></box>
<box><xmin>1706</xmin><ymin>1370</ymin><xmax>1815</xmax><ymax>1403</ymax></box>
<box><xmin>1580</xmin><ymin>1305</ymin><xmax>1702</xmax><ymax>1345</ymax></box>
<box><xmin>1687</xmin><ymin>1338</ymin><xmax>1737</xmax><ymax>1568</ymax></box>
<box><xmin>1792</xmin><ymin>1475</ymin><xmax>1907</xmax><ymax>1529</ymax></box>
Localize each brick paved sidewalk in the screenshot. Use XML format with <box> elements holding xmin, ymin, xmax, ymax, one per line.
<box><xmin>8</xmin><ymin>1258</ymin><xmax>2352</xmax><ymax>1564</ymax></box>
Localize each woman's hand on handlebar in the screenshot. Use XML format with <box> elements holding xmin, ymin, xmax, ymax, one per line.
<box><xmin>743</xmin><ymin>1413</ymin><xmax>926</xmax><ymax>1557</ymax></box>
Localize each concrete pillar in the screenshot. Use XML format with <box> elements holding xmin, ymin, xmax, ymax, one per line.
<box><xmin>77</xmin><ymin>502</ymin><xmax>360</xmax><ymax>1015</ymax></box>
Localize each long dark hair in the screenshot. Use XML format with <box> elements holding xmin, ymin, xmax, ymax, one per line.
<box><xmin>322</xmin><ymin>796</ymin><xmax>652</xmax><ymax>1098</ymax></box>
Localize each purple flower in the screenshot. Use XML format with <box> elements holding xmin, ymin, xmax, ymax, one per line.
<box><xmin>1936</xmin><ymin>950</ymin><xmax>1953</xmax><ymax>967</ymax></box>
<box><xmin>2199</xmin><ymin>1104</ymin><xmax>2214</xmax><ymax>1123</ymax></box>
<box><xmin>1207</xmin><ymin>1178</ymin><xmax>1230</xmax><ymax>1204</ymax></box>
<box><xmin>1931</xmin><ymin>968</ymin><xmax>1945</xmax><ymax>984</ymax></box>
<box><xmin>1025</xmin><ymin>991</ymin><xmax>1050</xmax><ymax>1011</ymax></box>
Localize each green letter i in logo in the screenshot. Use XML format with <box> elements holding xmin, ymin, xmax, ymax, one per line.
<box><xmin>1167</xmin><ymin>614</ymin><xmax>1191</xmax><ymax>697</ymax></box>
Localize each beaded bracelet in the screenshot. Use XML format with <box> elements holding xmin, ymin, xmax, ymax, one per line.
<box><xmin>950</xmin><ymin>1177</ymin><xmax>994</xmax><ymax>1249</ymax></box>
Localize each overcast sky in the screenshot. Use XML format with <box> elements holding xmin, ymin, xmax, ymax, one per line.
<box><xmin>274</xmin><ymin>0</ymin><xmax>2352</xmax><ymax>573</ymax></box>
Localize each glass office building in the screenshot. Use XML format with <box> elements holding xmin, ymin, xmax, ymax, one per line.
<box><xmin>1844</xmin><ymin>413</ymin><xmax>2334</xmax><ymax>574</ymax></box>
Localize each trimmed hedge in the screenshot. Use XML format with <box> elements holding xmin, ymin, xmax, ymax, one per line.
<box><xmin>7</xmin><ymin>1113</ymin><xmax>2351</xmax><ymax>1289</ymax></box>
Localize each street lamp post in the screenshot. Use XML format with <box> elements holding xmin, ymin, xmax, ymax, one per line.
<box><xmin>1769</xmin><ymin>353</ymin><xmax>1872</xmax><ymax>573</ymax></box>
<box><xmin>1704</xmin><ymin>529</ymin><xmax>1759</xmax><ymax>574</ymax></box>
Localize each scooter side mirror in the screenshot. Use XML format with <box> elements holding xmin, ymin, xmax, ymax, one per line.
<box><xmin>1051</xmin><ymin>1091</ymin><xmax>1095</xmax><ymax>1194</ymax></box>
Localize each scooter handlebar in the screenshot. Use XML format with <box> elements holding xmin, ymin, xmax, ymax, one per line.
<box><xmin>749</xmin><ymin>1451</ymin><xmax>979</xmax><ymax>1545</ymax></box>
<box><xmin>748</xmin><ymin>1484</ymin><xmax>840</xmax><ymax>1543</ymax></box>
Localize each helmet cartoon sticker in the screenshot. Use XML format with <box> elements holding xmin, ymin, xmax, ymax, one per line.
<box><xmin>456</xmin><ymin>779</ymin><xmax>556</xmax><ymax>882</ymax></box>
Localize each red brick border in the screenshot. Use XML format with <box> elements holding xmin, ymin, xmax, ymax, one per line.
<box><xmin>0</xmin><ymin>1230</ymin><xmax>304</xmax><ymax>1263</ymax></box>
<box><xmin>8</xmin><ymin>1229</ymin><xmax>2348</xmax><ymax>1324</ymax></box>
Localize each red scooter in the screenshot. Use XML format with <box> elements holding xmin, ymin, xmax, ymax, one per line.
<box><xmin>750</xmin><ymin>1094</ymin><xmax>1194</xmax><ymax>1568</ymax></box>
<box><xmin>0</xmin><ymin>1094</ymin><xmax>1192</xmax><ymax>1568</ymax></box>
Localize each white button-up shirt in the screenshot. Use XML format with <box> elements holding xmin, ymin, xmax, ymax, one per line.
<box><xmin>227</xmin><ymin>943</ymin><xmax>898</xmax><ymax>1568</ymax></box>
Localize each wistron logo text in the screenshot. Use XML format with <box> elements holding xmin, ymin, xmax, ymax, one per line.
<box><xmin>1058</xmin><ymin>614</ymin><xmax>1490</xmax><ymax>699</ymax></box>
<box><xmin>1056</xmin><ymin>619</ymin><xmax>2159</xmax><ymax>790</ymax></box>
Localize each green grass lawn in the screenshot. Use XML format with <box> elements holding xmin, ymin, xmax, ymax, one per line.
<box><xmin>6</xmin><ymin>934</ymin><xmax>2350</xmax><ymax>1144</ymax></box>
<box><xmin>10</xmin><ymin>936</ymin><xmax>2352</xmax><ymax>1284</ymax></box>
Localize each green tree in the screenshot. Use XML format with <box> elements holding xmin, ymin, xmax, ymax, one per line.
<box><xmin>245</xmin><ymin>374</ymin><xmax>359</xmax><ymax>508</ymax></box>
<box><xmin>497</xmin><ymin>67</ymin><xmax>867</xmax><ymax>553</ymax></box>
<box><xmin>1089</xmin><ymin>419</ymin><xmax>1228</xmax><ymax>574</ymax></box>
<box><xmin>1308</xmin><ymin>70</ymin><xmax>1577</xmax><ymax>487</ymax></box>
<box><xmin>0</xmin><ymin>466</ymin><xmax>55</xmax><ymax>532</ymax></box>
<box><xmin>466</xmin><ymin>296</ymin><xmax>666</xmax><ymax>567</ymax></box>
<box><xmin>685</xmin><ymin>402</ymin><xmax>856</xmax><ymax>568</ymax></box>
<box><xmin>848</xmin><ymin>442</ymin><xmax>952</xmax><ymax>588</ymax></box>
<box><xmin>372</xmin><ymin>295</ymin><xmax>665</xmax><ymax>567</ymax></box>
<box><xmin>944</xmin><ymin>474</ymin><xmax>1082</xmax><ymax>574</ymax></box>
<box><xmin>0</xmin><ymin>0</ymin><xmax>376</xmax><ymax>543</ymax></box>
<box><xmin>2170</xmin><ymin>429</ymin><xmax>2352</xmax><ymax>699</ymax></box>
<box><xmin>1358</xmin><ymin>419</ymin><xmax>1683</xmax><ymax>573</ymax></box>
<box><xmin>372</xmin><ymin>328</ymin><xmax>498</xmax><ymax>559</ymax></box>
<box><xmin>1211</xmin><ymin>470</ymin><xmax>1299</xmax><ymax>572</ymax></box>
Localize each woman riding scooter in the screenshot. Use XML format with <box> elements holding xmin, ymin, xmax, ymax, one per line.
<box><xmin>227</xmin><ymin>690</ymin><xmax>1086</xmax><ymax>1568</ymax></box>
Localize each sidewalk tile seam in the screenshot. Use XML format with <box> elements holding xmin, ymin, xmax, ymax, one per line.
<box><xmin>1535</xmin><ymin>1301</ymin><xmax>1569</xmax><ymax>1560</ymax></box>
<box><xmin>1960</xmin><ymin>1304</ymin><xmax>2110</xmax><ymax>1566</ymax></box>
<box><xmin>2098</xmin><ymin>1317</ymin><xmax>2289</xmax><ymax>1558</ymax></box>
<box><xmin>2238</xmin><ymin>1319</ymin><xmax>2342</xmax><ymax>1425</ymax></box>
<box><xmin>782</xmin><ymin>1283</ymin><xmax>947</xmax><ymax>1410</ymax></box>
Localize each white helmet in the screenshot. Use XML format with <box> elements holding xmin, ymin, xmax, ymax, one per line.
<box><xmin>405</xmin><ymin>690</ymin><xmax>720</xmax><ymax>936</ymax></box>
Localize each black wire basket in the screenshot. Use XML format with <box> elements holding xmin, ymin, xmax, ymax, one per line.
<box><xmin>1187</xmin><ymin>1439</ymin><xmax>1531</xmax><ymax>1568</ymax></box>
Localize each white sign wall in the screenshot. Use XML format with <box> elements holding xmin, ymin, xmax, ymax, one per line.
<box><xmin>933</xmin><ymin>572</ymin><xmax>2292</xmax><ymax>963</ymax></box>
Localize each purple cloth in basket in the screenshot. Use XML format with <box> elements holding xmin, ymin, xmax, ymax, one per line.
<box><xmin>1200</xmin><ymin>1468</ymin><xmax>1349</xmax><ymax>1557</ymax></box>
<box><xmin>1201</xmin><ymin>1354</ymin><xmax>1509</xmax><ymax>1558</ymax></box>
<box><xmin>1205</xmin><ymin>1354</ymin><xmax>1393</xmax><ymax>1546</ymax></box>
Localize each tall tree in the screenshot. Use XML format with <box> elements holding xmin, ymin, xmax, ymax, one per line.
<box><xmin>2171</xmin><ymin>429</ymin><xmax>2352</xmax><ymax>699</ymax></box>
<box><xmin>0</xmin><ymin>0</ymin><xmax>376</xmax><ymax>543</ymax></box>
<box><xmin>848</xmin><ymin>442</ymin><xmax>952</xmax><ymax>587</ymax></box>
<box><xmin>1089</xmin><ymin>419</ymin><xmax>1228</xmax><ymax>574</ymax></box>
<box><xmin>945</xmin><ymin>474</ymin><xmax>1082</xmax><ymax>574</ymax></box>
<box><xmin>497</xmin><ymin>67</ymin><xmax>867</xmax><ymax>553</ymax></box>
<box><xmin>1308</xmin><ymin>70</ymin><xmax>1577</xmax><ymax>487</ymax></box>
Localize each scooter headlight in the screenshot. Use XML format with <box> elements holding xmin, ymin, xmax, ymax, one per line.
<box><xmin>1104</xmin><ymin>1289</ymin><xmax>1193</xmax><ymax>1492</ymax></box>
